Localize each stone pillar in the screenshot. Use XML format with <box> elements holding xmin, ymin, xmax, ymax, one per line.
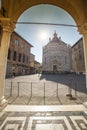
<box><xmin>78</xmin><ymin>23</ymin><xmax>87</xmax><ymax>88</ymax></box>
<box><xmin>0</xmin><ymin>18</ymin><xmax>15</xmax><ymax>106</ymax></box>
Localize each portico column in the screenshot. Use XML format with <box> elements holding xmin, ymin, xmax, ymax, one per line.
<box><xmin>0</xmin><ymin>18</ymin><xmax>15</xmax><ymax>106</ymax></box>
<box><xmin>78</xmin><ymin>23</ymin><xmax>87</xmax><ymax>88</ymax></box>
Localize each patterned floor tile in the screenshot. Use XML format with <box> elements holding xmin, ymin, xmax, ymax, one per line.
<box><xmin>0</xmin><ymin>105</ymin><xmax>87</xmax><ymax>130</ymax></box>
<box><xmin>36</xmin><ymin>124</ymin><xmax>64</xmax><ymax>130</ymax></box>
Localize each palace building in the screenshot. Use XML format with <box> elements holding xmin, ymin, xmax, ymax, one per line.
<box><xmin>72</xmin><ymin>38</ymin><xmax>85</xmax><ymax>74</ymax></box>
<box><xmin>42</xmin><ymin>32</ymin><xmax>71</xmax><ymax>73</ymax></box>
<box><xmin>6</xmin><ymin>31</ymin><xmax>33</xmax><ymax>77</ymax></box>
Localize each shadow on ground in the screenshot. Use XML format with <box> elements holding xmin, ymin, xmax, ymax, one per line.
<box><xmin>39</xmin><ymin>74</ymin><xmax>87</xmax><ymax>94</ymax></box>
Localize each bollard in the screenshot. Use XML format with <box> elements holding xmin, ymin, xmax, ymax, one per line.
<box><xmin>31</xmin><ymin>82</ymin><xmax>32</xmax><ymax>97</ymax></box>
<box><xmin>10</xmin><ymin>81</ymin><xmax>13</xmax><ymax>96</ymax></box>
<box><xmin>57</xmin><ymin>83</ymin><xmax>58</xmax><ymax>98</ymax></box>
<box><xmin>18</xmin><ymin>82</ymin><xmax>20</xmax><ymax>96</ymax></box>
<box><xmin>75</xmin><ymin>81</ymin><xmax>77</xmax><ymax>98</ymax></box>
<box><xmin>44</xmin><ymin>83</ymin><xmax>46</xmax><ymax>105</ymax></box>
<box><xmin>66</xmin><ymin>80</ymin><xmax>73</xmax><ymax>98</ymax></box>
<box><xmin>66</xmin><ymin>86</ymin><xmax>72</xmax><ymax>97</ymax></box>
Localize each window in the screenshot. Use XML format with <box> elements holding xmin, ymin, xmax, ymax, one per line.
<box><xmin>8</xmin><ymin>49</ymin><xmax>11</xmax><ymax>59</ymax></box>
<box><xmin>45</xmin><ymin>57</ymin><xmax>46</xmax><ymax>64</ymax></box>
<box><xmin>13</xmin><ymin>51</ymin><xmax>17</xmax><ymax>61</ymax></box>
<box><xmin>79</xmin><ymin>50</ymin><xmax>81</xmax><ymax>54</ymax></box>
<box><xmin>27</xmin><ymin>56</ymin><xmax>28</xmax><ymax>63</ymax></box>
<box><xmin>79</xmin><ymin>55</ymin><xmax>81</xmax><ymax>59</ymax></box>
<box><xmin>23</xmin><ymin>55</ymin><xmax>25</xmax><ymax>63</ymax></box>
<box><xmin>14</xmin><ymin>39</ymin><xmax>19</xmax><ymax>45</ymax></box>
<box><xmin>65</xmin><ymin>56</ymin><xmax>67</xmax><ymax>64</ymax></box>
<box><xmin>78</xmin><ymin>44</ymin><xmax>81</xmax><ymax>48</ymax></box>
<box><xmin>18</xmin><ymin>53</ymin><xmax>21</xmax><ymax>62</ymax></box>
<box><xmin>21</xmin><ymin>44</ymin><xmax>25</xmax><ymax>49</ymax></box>
<box><xmin>74</xmin><ymin>48</ymin><xmax>76</xmax><ymax>51</ymax></box>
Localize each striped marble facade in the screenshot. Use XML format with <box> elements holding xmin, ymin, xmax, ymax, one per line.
<box><xmin>42</xmin><ymin>32</ymin><xmax>71</xmax><ymax>73</ymax></box>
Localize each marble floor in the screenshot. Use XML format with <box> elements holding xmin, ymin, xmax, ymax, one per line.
<box><xmin>0</xmin><ymin>104</ymin><xmax>87</xmax><ymax>130</ymax></box>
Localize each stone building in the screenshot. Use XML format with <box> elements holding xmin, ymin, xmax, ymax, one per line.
<box><xmin>72</xmin><ymin>37</ymin><xmax>85</xmax><ymax>73</ymax></box>
<box><xmin>34</xmin><ymin>61</ymin><xmax>42</xmax><ymax>74</ymax></box>
<box><xmin>30</xmin><ymin>53</ymin><xmax>42</xmax><ymax>74</ymax></box>
<box><xmin>42</xmin><ymin>32</ymin><xmax>71</xmax><ymax>73</ymax></box>
<box><xmin>30</xmin><ymin>53</ymin><xmax>35</xmax><ymax>74</ymax></box>
<box><xmin>6</xmin><ymin>31</ymin><xmax>33</xmax><ymax>77</ymax></box>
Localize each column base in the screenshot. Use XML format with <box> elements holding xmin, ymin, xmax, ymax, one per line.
<box><xmin>0</xmin><ymin>96</ymin><xmax>8</xmax><ymax>109</ymax></box>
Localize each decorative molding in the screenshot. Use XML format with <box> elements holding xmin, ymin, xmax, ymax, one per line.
<box><xmin>78</xmin><ymin>23</ymin><xmax>87</xmax><ymax>35</ymax></box>
<box><xmin>0</xmin><ymin>18</ymin><xmax>15</xmax><ymax>32</ymax></box>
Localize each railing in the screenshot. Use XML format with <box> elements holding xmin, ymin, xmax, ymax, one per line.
<box><xmin>5</xmin><ymin>81</ymin><xmax>83</xmax><ymax>105</ymax></box>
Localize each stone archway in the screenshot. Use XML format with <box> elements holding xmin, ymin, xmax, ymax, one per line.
<box><xmin>0</xmin><ymin>0</ymin><xmax>87</xmax><ymax>106</ymax></box>
<box><xmin>9</xmin><ymin>1</ymin><xmax>84</xmax><ymax>26</ymax></box>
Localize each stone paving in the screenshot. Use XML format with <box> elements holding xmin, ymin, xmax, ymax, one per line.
<box><xmin>5</xmin><ymin>74</ymin><xmax>87</xmax><ymax>105</ymax></box>
<box><xmin>0</xmin><ymin>74</ymin><xmax>87</xmax><ymax>129</ymax></box>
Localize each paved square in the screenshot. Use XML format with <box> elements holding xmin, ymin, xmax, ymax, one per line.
<box><xmin>5</xmin><ymin>74</ymin><xmax>87</xmax><ymax>105</ymax></box>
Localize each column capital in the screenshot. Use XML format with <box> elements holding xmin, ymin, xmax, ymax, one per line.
<box><xmin>0</xmin><ymin>18</ymin><xmax>15</xmax><ymax>32</ymax></box>
<box><xmin>78</xmin><ymin>23</ymin><xmax>87</xmax><ymax>35</ymax></box>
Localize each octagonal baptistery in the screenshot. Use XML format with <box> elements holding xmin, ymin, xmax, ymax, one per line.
<box><xmin>42</xmin><ymin>32</ymin><xmax>71</xmax><ymax>74</ymax></box>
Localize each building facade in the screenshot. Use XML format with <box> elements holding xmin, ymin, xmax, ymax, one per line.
<box><xmin>42</xmin><ymin>32</ymin><xmax>71</xmax><ymax>73</ymax></box>
<box><xmin>6</xmin><ymin>31</ymin><xmax>33</xmax><ymax>77</ymax></box>
<box><xmin>72</xmin><ymin>38</ymin><xmax>85</xmax><ymax>73</ymax></box>
<box><xmin>30</xmin><ymin>53</ymin><xmax>35</xmax><ymax>74</ymax></box>
<box><xmin>30</xmin><ymin>54</ymin><xmax>42</xmax><ymax>74</ymax></box>
<box><xmin>34</xmin><ymin>61</ymin><xmax>42</xmax><ymax>74</ymax></box>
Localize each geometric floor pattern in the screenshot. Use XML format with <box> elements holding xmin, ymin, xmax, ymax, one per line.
<box><xmin>0</xmin><ymin>105</ymin><xmax>87</xmax><ymax>130</ymax></box>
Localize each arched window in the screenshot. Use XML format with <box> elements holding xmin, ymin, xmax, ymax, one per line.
<box><xmin>13</xmin><ymin>51</ymin><xmax>17</xmax><ymax>61</ymax></box>
<box><xmin>8</xmin><ymin>48</ymin><xmax>11</xmax><ymax>59</ymax></box>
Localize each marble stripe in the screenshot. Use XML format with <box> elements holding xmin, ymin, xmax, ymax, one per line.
<box><xmin>5</xmin><ymin>124</ymin><xmax>19</xmax><ymax>130</ymax></box>
<box><xmin>70</xmin><ymin>116</ymin><xmax>87</xmax><ymax>130</ymax></box>
<box><xmin>80</xmin><ymin>123</ymin><xmax>87</xmax><ymax>129</ymax></box>
<box><xmin>0</xmin><ymin>111</ymin><xmax>5</xmax><ymax>118</ymax></box>
<box><xmin>3</xmin><ymin>105</ymin><xmax>87</xmax><ymax>112</ymax></box>
<box><xmin>27</xmin><ymin>116</ymin><xmax>73</xmax><ymax>130</ymax></box>
<box><xmin>84</xmin><ymin>111</ymin><xmax>87</xmax><ymax>115</ymax></box>
<box><xmin>36</xmin><ymin>124</ymin><xmax>64</xmax><ymax>130</ymax></box>
<box><xmin>0</xmin><ymin>111</ymin><xmax>87</xmax><ymax>130</ymax></box>
<box><xmin>0</xmin><ymin>117</ymin><xmax>26</xmax><ymax>129</ymax></box>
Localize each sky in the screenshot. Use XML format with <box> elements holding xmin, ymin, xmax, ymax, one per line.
<box><xmin>15</xmin><ymin>4</ymin><xmax>82</xmax><ymax>63</ymax></box>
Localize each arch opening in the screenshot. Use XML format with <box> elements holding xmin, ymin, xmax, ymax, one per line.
<box><xmin>4</xmin><ymin>5</ymin><xmax>86</xmax><ymax>105</ymax></box>
<box><xmin>15</xmin><ymin>4</ymin><xmax>81</xmax><ymax>63</ymax></box>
